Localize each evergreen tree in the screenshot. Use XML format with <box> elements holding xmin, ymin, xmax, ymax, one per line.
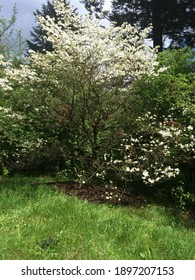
<box><xmin>81</xmin><ymin>0</ymin><xmax>195</xmax><ymax>51</ymax></box>
<box><xmin>27</xmin><ymin>0</ymin><xmax>76</xmax><ymax>52</ymax></box>
<box><xmin>80</xmin><ymin>0</ymin><xmax>106</xmax><ymax>18</ymax></box>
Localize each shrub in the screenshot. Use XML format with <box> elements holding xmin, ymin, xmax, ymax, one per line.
<box><xmin>132</xmin><ymin>47</ymin><xmax>195</xmax><ymax>125</ymax></box>
<box><xmin>92</xmin><ymin>112</ymin><xmax>194</xmax><ymax>187</ymax></box>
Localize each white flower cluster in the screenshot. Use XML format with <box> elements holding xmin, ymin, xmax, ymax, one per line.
<box><xmin>4</xmin><ymin>64</ymin><xmax>40</xmax><ymax>90</ymax></box>
<box><xmin>104</xmin><ymin>184</ymin><xmax>119</xmax><ymax>201</ymax></box>
<box><xmin>0</xmin><ymin>106</ymin><xmax>24</xmax><ymax>120</ymax></box>
<box><xmin>0</xmin><ymin>55</ymin><xmax>12</xmax><ymax>90</ymax></box>
<box><xmin>13</xmin><ymin>138</ymin><xmax>48</xmax><ymax>168</ymax></box>
<box><xmin>0</xmin><ymin>77</ymin><xmax>13</xmax><ymax>91</ymax></box>
<box><xmin>108</xmin><ymin>113</ymin><xmax>194</xmax><ymax>185</ymax></box>
<box><xmin>0</xmin><ymin>0</ymin><xmax>160</xmax><ymax>92</ymax></box>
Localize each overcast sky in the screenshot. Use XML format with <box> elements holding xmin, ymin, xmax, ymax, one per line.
<box><xmin>1</xmin><ymin>0</ymin><xmax>112</xmax><ymax>40</ymax></box>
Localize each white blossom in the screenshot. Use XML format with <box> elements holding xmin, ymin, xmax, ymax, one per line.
<box><xmin>142</xmin><ymin>170</ymin><xmax>149</xmax><ymax>178</ymax></box>
<box><xmin>187</xmin><ymin>125</ymin><xmax>193</xmax><ymax>131</ymax></box>
<box><xmin>0</xmin><ymin>0</ymin><xmax>160</xmax><ymax>91</ymax></box>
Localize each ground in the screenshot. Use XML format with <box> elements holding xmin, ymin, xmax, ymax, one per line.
<box><xmin>33</xmin><ymin>180</ymin><xmax>147</xmax><ymax>207</ymax></box>
<box><xmin>58</xmin><ymin>182</ymin><xmax>148</xmax><ymax>206</ymax></box>
<box><xmin>32</xmin><ymin>180</ymin><xmax>195</xmax><ymax>221</ymax></box>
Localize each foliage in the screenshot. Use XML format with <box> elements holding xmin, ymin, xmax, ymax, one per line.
<box><xmin>0</xmin><ymin>1</ymin><xmax>194</xmax><ymax>206</ymax></box>
<box><xmin>0</xmin><ymin>94</ymin><xmax>64</xmax><ymax>173</ymax></box>
<box><xmin>0</xmin><ymin>0</ymin><xmax>159</xmax><ymax>176</ymax></box>
<box><xmin>171</xmin><ymin>184</ymin><xmax>195</xmax><ymax>210</ymax></box>
<box><xmin>0</xmin><ymin>4</ymin><xmax>24</xmax><ymax>62</ymax></box>
<box><xmin>132</xmin><ymin>48</ymin><xmax>195</xmax><ymax>124</ymax></box>
<box><xmin>82</xmin><ymin>0</ymin><xmax>195</xmax><ymax>50</ymax></box>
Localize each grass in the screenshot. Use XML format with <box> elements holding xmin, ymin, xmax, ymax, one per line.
<box><xmin>0</xmin><ymin>175</ymin><xmax>195</xmax><ymax>260</ymax></box>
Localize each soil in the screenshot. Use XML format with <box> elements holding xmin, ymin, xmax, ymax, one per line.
<box><xmin>31</xmin><ymin>180</ymin><xmax>195</xmax><ymax>221</ymax></box>
<box><xmin>46</xmin><ymin>180</ymin><xmax>148</xmax><ymax>207</ymax></box>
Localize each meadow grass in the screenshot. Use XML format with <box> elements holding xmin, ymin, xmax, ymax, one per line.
<box><xmin>0</xmin><ymin>176</ymin><xmax>194</xmax><ymax>260</ymax></box>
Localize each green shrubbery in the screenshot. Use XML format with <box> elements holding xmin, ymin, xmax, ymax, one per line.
<box><xmin>0</xmin><ymin>1</ymin><xmax>194</xmax><ymax>209</ymax></box>
<box><xmin>130</xmin><ymin>47</ymin><xmax>195</xmax><ymax>196</ymax></box>
<box><xmin>133</xmin><ymin>47</ymin><xmax>195</xmax><ymax>124</ymax></box>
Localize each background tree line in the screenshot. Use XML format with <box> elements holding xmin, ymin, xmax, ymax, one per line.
<box><xmin>81</xmin><ymin>0</ymin><xmax>195</xmax><ymax>51</ymax></box>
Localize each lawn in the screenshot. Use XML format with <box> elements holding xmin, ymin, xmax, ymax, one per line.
<box><xmin>0</xmin><ymin>176</ymin><xmax>194</xmax><ymax>260</ymax></box>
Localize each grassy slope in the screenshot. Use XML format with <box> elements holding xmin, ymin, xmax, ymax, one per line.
<box><xmin>0</xmin><ymin>176</ymin><xmax>194</xmax><ymax>260</ymax></box>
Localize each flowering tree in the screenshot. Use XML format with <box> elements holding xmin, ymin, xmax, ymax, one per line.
<box><xmin>0</xmin><ymin>0</ymin><xmax>194</xmax><ymax>192</ymax></box>
<box><xmin>0</xmin><ymin>6</ymin><xmax>26</xmax><ymax>174</ymax></box>
<box><xmin>0</xmin><ymin>0</ymin><xmax>160</xmax><ymax>175</ymax></box>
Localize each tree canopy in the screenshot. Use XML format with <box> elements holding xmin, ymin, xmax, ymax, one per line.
<box><xmin>81</xmin><ymin>0</ymin><xmax>195</xmax><ymax>51</ymax></box>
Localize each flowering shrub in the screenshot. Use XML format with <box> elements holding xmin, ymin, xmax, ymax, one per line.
<box><xmin>0</xmin><ymin>0</ymin><xmax>161</xmax><ymax>174</ymax></box>
<box><xmin>0</xmin><ymin>104</ymin><xmax>62</xmax><ymax>172</ymax></box>
<box><xmin>95</xmin><ymin>112</ymin><xmax>194</xmax><ymax>186</ymax></box>
<box><xmin>0</xmin><ymin>0</ymin><xmax>194</xmax><ymax>201</ymax></box>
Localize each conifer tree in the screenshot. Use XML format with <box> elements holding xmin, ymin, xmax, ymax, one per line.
<box><xmin>81</xmin><ymin>0</ymin><xmax>195</xmax><ymax>51</ymax></box>
<box><xmin>27</xmin><ymin>0</ymin><xmax>76</xmax><ymax>52</ymax></box>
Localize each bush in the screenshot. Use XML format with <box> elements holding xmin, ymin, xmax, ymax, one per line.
<box><xmin>91</xmin><ymin>112</ymin><xmax>194</xmax><ymax>186</ymax></box>
<box><xmin>132</xmin><ymin>47</ymin><xmax>195</xmax><ymax>124</ymax></box>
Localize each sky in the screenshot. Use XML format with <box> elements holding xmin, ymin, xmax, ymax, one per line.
<box><xmin>0</xmin><ymin>0</ymin><xmax>112</xmax><ymax>40</ymax></box>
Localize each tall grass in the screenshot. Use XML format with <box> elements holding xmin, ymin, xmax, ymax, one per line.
<box><xmin>0</xmin><ymin>176</ymin><xmax>194</xmax><ymax>259</ymax></box>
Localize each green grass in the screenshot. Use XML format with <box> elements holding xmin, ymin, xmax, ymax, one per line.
<box><xmin>0</xmin><ymin>176</ymin><xmax>195</xmax><ymax>260</ymax></box>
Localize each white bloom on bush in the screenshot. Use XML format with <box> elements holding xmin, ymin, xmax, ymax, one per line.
<box><xmin>109</xmin><ymin>112</ymin><xmax>194</xmax><ymax>186</ymax></box>
<box><xmin>113</xmin><ymin>159</ymin><xmax>122</xmax><ymax>164</ymax></box>
<box><xmin>158</xmin><ymin>130</ymin><xmax>172</xmax><ymax>138</ymax></box>
<box><xmin>148</xmin><ymin>178</ymin><xmax>155</xmax><ymax>185</ymax></box>
<box><xmin>0</xmin><ymin>78</ymin><xmax>13</xmax><ymax>91</ymax></box>
<box><xmin>142</xmin><ymin>170</ymin><xmax>149</xmax><ymax>178</ymax></box>
<box><xmin>0</xmin><ymin>0</ymin><xmax>160</xmax><ymax>92</ymax></box>
<box><xmin>187</xmin><ymin>125</ymin><xmax>193</xmax><ymax>131</ymax></box>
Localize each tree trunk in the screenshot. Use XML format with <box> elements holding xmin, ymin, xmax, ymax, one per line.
<box><xmin>151</xmin><ymin>0</ymin><xmax>163</xmax><ymax>51</ymax></box>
